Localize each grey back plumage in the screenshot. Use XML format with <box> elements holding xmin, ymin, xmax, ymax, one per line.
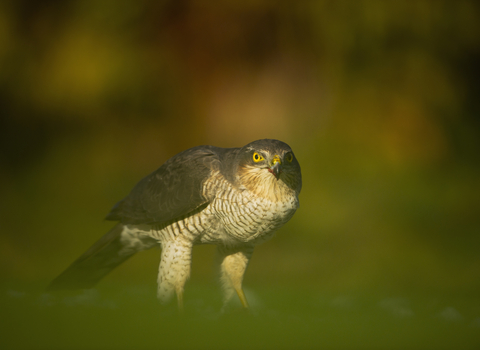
<box><xmin>106</xmin><ymin>139</ymin><xmax>300</xmax><ymax>225</ymax></box>
<box><xmin>106</xmin><ymin>146</ymin><xmax>222</xmax><ymax>224</ymax></box>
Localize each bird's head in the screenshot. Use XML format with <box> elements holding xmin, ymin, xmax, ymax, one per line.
<box><xmin>235</xmin><ymin>139</ymin><xmax>302</xmax><ymax>198</ymax></box>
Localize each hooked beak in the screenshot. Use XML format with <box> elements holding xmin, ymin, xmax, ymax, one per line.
<box><xmin>268</xmin><ymin>155</ymin><xmax>282</xmax><ymax>178</ymax></box>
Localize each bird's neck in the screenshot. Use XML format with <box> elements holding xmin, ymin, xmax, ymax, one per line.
<box><xmin>237</xmin><ymin>165</ymin><xmax>298</xmax><ymax>203</ymax></box>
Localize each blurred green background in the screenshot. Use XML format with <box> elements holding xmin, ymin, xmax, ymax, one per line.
<box><xmin>1</xmin><ymin>1</ymin><xmax>479</xmax><ymax>349</ymax></box>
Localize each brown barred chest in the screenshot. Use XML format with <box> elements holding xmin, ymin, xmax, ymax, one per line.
<box><xmin>203</xmin><ymin>181</ymin><xmax>299</xmax><ymax>245</ymax></box>
<box><xmin>136</xmin><ymin>173</ymin><xmax>299</xmax><ymax>247</ymax></box>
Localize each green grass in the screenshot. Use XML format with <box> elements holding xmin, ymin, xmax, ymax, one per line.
<box><xmin>2</xmin><ymin>281</ymin><xmax>479</xmax><ymax>350</ymax></box>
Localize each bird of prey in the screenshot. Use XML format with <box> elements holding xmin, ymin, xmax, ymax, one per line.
<box><xmin>48</xmin><ymin>139</ymin><xmax>302</xmax><ymax>310</ymax></box>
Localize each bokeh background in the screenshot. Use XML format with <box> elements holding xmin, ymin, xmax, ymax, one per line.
<box><xmin>1</xmin><ymin>1</ymin><xmax>479</xmax><ymax>349</ymax></box>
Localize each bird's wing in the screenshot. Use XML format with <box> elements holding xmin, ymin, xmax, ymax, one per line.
<box><xmin>106</xmin><ymin>146</ymin><xmax>224</xmax><ymax>225</ymax></box>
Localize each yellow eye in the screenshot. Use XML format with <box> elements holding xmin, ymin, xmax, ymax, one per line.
<box><xmin>253</xmin><ymin>152</ymin><xmax>264</xmax><ymax>162</ymax></box>
<box><xmin>285</xmin><ymin>152</ymin><xmax>293</xmax><ymax>162</ymax></box>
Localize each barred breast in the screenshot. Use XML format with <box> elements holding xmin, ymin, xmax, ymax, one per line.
<box><xmin>199</xmin><ymin>174</ymin><xmax>299</xmax><ymax>246</ymax></box>
<box><xmin>121</xmin><ymin>172</ymin><xmax>299</xmax><ymax>248</ymax></box>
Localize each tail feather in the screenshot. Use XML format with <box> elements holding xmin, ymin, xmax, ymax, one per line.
<box><xmin>48</xmin><ymin>224</ymin><xmax>136</xmax><ymax>291</ymax></box>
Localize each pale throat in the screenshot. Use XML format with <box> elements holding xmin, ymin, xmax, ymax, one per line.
<box><xmin>238</xmin><ymin>165</ymin><xmax>296</xmax><ymax>203</ymax></box>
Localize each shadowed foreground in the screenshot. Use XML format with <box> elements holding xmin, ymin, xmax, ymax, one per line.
<box><xmin>2</xmin><ymin>281</ymin><xmax>479</xmax><ymax>350</ymax></box>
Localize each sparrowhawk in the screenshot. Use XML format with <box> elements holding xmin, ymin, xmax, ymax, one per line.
<box><xmin>48</xmin><ymin>139</ymin><xmax>302</xmax><ymax>309</ymax></box>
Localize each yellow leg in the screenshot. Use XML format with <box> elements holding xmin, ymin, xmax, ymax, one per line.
<box><xmin>235</xmin><ymin>287</ymin><xmax>249</xmax><ymax>308</ymax></box>
<box><xmin>218</xmin><ymin>245</ymin><xmax>253</xmax><ymax>309</ymax></box>
<box><xmin>176</xmin><ymin>288</ymin><xmax>184</xmax><ymax>312</ymax></box>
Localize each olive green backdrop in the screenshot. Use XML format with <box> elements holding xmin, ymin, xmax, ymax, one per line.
<box><xmin>1</xmin><ymin>1</ymin><xmax>479</xmax><ymax>349</ymax></box>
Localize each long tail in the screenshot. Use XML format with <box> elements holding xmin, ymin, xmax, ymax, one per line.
<box><xmin>48</xmin><ymin>224</ymin><xmax>143</xmax><ymax>290</ymax></box>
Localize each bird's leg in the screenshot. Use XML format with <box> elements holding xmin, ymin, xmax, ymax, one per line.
<box><xmin>218</xmin><ymin>245</ymin><xmax>254</xmax><ymax>308</ymax></box>
<box><xmin>157</xmin><ymin>238</ymin><xmax>193</xmax><ymax>310</ymax></box>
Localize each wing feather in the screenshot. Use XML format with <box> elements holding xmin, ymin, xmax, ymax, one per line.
<box><xmin>106</xmin><ymin>146</ymin><xmax>224</xmax><ymax>224</ymax></box>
